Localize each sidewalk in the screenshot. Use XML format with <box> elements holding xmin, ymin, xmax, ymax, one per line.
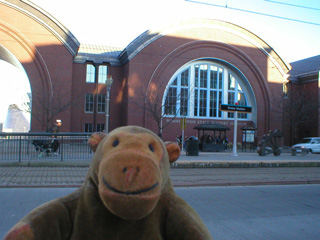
<box><xmin>1</xmin><ymin>150</ymin><xmax>320</xmax><ymax>167</ymax></box>
<box><xmin>175</xmin><ymin>151</ymin><xmax>320</xmax><ymax>167</ymax></box>
<box><xmin>0</xmin><ymin>150</ymin><xmax>319</xmax><ymax>187</ymax></box>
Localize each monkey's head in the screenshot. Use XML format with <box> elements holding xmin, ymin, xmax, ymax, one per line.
<box><xmin>88</xmin><ymin>126</ymin><xmax>180</xmax><ymax>220</ymax></box>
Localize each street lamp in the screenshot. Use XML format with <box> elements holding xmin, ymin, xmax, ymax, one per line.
<box><xmin>105</xmin><ymin>76</ymin><xmax>113</xmax><ymax>133</ymax></box>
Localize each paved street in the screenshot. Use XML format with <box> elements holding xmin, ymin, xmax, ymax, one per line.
<box><xmin>1</xmin><ymin>151</ymin><xmax>320</xmax><ymax>239</ymax></box>
<box><xmin>1</xmin><ymin>166</ymin><xmax>320</xmax><ymax>187</ymax></box>
<box><xmin>1</xmin><ymin>184</ymin><xmax>320</xmax><ymax>240</ymax></box>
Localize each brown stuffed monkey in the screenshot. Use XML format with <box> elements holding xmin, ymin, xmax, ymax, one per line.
<box><xmin>5</xmin><ymin>126</ymin><xmax>212</xmax><ymax>240</ymax></box>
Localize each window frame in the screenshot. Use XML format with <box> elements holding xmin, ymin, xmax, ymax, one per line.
<box><xmin>163</xmin><ymin>60</ymin><xmax>252</xmax><ymax>120</ymax></box>
<box><xmin>98</xmin><ymin>65</ymin><xmax>108</xmax><ymax>84</ymax></box>
<box><xmin>86</xmin><ymin>64</ymin><xmax>95</xmax><ymax>83</ymax></box>
<box><xmin>96</xmin><ymin>123</ymin><xmax>105</xmax><ymax>132</ymax></box>
<box><xmin>97</xmin><ymin>94</ymin><xmax>106</xmax><ymax>113</ymax></box>
<box><xmin>84</xmin><ymin>123</ymin><xmax>93</xmax><ymax>132</ymax></box>
<box><xmin>85</xmin><ymin>93</ymin><xmax>94</xmax><ymax>113</ymax></box>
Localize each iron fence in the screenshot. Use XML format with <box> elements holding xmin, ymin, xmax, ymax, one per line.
<box><xmin>0</xmin><ymin>132</ymin><xmax>94</xmax><ymax>162</ymax></box>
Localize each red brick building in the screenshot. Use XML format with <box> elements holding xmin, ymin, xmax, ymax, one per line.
<box><xmin>1</xmin><ymin>0</ymin><xmax>318</xmax><ymax>146</ymax></box>
<box><xmin>287</xmin><ymin>56</ymin><xmax>320</xmax><ymax>144</ymax></box>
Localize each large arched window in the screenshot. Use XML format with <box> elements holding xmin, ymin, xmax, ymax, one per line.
<box><xmin>163</xmin><ymin>60</ymin><xmax>253</xmax><ymax>120</ymax></box>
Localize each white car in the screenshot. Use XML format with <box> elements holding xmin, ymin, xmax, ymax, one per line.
<box><xmin>292</xmin><ymin>137</ymin><xmax>320</xmax><ymax>154</ymax></box>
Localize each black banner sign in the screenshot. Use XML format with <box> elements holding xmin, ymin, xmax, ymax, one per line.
<box><xmin>220</xmin><ymin>104</ymin><xmax>252</xmax><ymax>113</ymax></box>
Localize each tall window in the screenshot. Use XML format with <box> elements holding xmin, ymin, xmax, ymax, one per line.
<box><xmin>84</xmin><ymin>123</ymin><xmax>93</xmax><ymax>132</ymax></box>
<box><xmin>97</xmin><ymin>94</ymin><xmax>106</xmax><ymax>113</ymax></box>
<box><xmin>163</xmin><ymin>61</ymin><xmax>251</xmax><ymax>120</ymax></box>
<box><xmin>98</xmin><ymin>65</ymin><xmax>108</xmax><ymax>84</ymax></box>
<box><xmin>194</xmin><ymin>65</ymin><xmax>223</xmax><ymax>117</ymax></box>
<box><xmin>86</xmin><ymin>64</ymin><xmax>95</xmax><ymax>83</ymax></box>
<box><xmin>85</xmin><ymin>93</ymin><xmax>94</xmax><ymax>113</ymax></box>
<box><xmin>164</xmin><ymin>68</ymin><xmax>189</xmax><ymax>116</ymax></box>
<box><xmin>96</xmin><ymin>123</ymin><xmax>105</xmax><ymax>132</ymax></box>
<box><xmin>227</xmin><ymin>73</ymin><xmax>247</xmax><ymax>118</ymax></box>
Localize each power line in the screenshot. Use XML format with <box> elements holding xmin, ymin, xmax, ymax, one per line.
<box><xmin>264</xmin><ymin>0</ymin><xmax>320</xmax><ymax>11</ymax></box>
<box><xmin>185</xmin><ymin>0</ymin><xmax>320</xmax><ymax>26</ymax></box>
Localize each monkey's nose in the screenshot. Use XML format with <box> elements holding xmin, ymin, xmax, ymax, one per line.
<box><xmin>123</xmin><ymin>167</ymin><xmax>140</xmax><ymax>188</ymax></box>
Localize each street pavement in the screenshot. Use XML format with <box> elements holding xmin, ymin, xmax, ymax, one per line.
<box><xmin>0</xmin><ymin>151</ymin><xmax>319</xmax><ymax>187</ymax></box>
<box><xmin>1</xmin><ymin>151</ymin><xmax>320</xmax><ymax>239</ymax></box>
<box><xmin>1</xmin><ymin>185</ymin><xmax>320</xmax><ymax>240</ymax></box>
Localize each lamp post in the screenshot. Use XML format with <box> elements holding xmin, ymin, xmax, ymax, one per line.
<box><xmin>105</xmin><ymin>76</ymin><xmax>113</xmax><ymax>133</ymax></box>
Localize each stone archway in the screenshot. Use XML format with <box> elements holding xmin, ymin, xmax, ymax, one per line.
<box><xmin>0</xmin><ymin>45</ymin><xmax>31</xmax><ymax>132</ymax></box>
<box><xmin>0</xmin><ymin>22</ymin><xmax>53</xmax><ymax>131</ymax></box>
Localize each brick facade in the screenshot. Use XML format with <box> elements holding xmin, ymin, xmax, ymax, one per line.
<box><xmin>2</xmin><ymin>1</ymin><xmax>316</xmax><ymax>146</ymax></box>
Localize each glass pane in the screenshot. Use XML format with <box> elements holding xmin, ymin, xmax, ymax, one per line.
<box><xmin>97</xmin><ymin>94</ymin><xmax>106</xmax><ymax>113</ymax></box>
<box><xmin>228</xmin><ymin>92</ymin><xmax>235</xmax><ymax>118</ymax></box>
<box><xmin>199</xmin><ymin>90</ymin><xmax>207</xmax><ymax>116</ymax></box>
<box><xmin>164</xmin><ymin>87</ymin><xmax>177</xmax><ymax>115</ymax></box>
<box><xmin>238</xmin><ymin>112</ymin><xmax>247</xmax><ymax>119</ymax></box>
<box><xmin>194</xmin><ymin>65</ymin><xmax>199</xmax><ymax>88</ymax></box>
<box><xmin>228</xmin><ymin>74</ymin><xmax>235</xmax><ymax>90</ymax></box>
<box><xmin>199</xmin><ymin>65</ymin><xmax>208</xmax><ymax>88</ymax></box>
<box><xmin>98</xmin><ymin>65</ymin><xmax>107</xmax><ymax>83</ymax></box>
<box><xmin>218</xmin><ymin>91</ymin><xmax>222</xmax><ymax>117</ymax></box>
<box><xmin>181</xmin><ymin>69</ymin><xmax>189</xmax><ymax>87</ymax></box>
<box><xmin>172</xmin><ymin>78</ymin><xmax>177</xmax><ymax>86</ymax></box>
<box><xmin>180</xmin><ymin>88</ymin><xmax>189</xmax><ymax>116</ymax></box>
<box><xmin>85</xmin><ymin>94</ymin><xmax>94</xmax><ymax>112</ymax></box>
<box><xmin>85</xmin><ymin>123</ymin><xmax>93</xmax><ymax>132</ymax></box>
<box><xmin>238</xmin><ymin>92</ymin><xmax>247</xmax><ymax>106</ymax></box>
<box><xmin>209</xmin><ymin>91</ymin><xmax>217</xmax><ymax>117</ymax></box>
<box><xmin>218</xmin><ymin>68</ymin><xmax>223</xmax><ymax>89</ymax></box>
<box><xmin>210</xmin><ymin>66</ymin><xmax>218</xmax><ymax>89</ymax></box>
<box><xmin>86</xmin><ymin>65</ymin><xmax>95</xmax><ymax>83</ymax></box>
<box><xmin>238</xmin><ymin>91</ymin><xmax>247</xmax><ymax>119</ymax></box>
<box><xmin>194</xmin><ymin>90</ymin><xmax>198</xmax><ymax>116</ymax></box>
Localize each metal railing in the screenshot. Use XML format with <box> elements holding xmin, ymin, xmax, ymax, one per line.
<box><xmin>0</xmin><ymin>132</ymin><xmax>94</xmax><ymax>162</ymax></box>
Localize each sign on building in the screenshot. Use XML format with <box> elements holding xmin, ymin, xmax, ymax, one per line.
<box><xmin>220</xmin><ymin>104</ymin><xmax>252</xmax><ymax>113</ymax></box>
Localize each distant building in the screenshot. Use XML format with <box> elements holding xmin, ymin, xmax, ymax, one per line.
<box><xmin>0</xmin><ymin>0</ymin><xmax>318</xmax><ymax>145</ymax></box>
<box><xmin>287</xmin><ymin>56</ymin><xmax>320</xmax><ymax>143</ymax></box>
<box><xmin>3</xmin><ymin>104</ymin><xmax>30</xmax><ymax>132</ymax></box>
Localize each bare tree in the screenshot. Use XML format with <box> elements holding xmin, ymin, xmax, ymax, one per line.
<box><xmin>287</xmin><ymin>90</ymin><xmax>318</xmax><ymax>143</ymax></box>
<box><xmin>132</xmin><ymin>81</ymin><xmax>189</xmax><ymax>138</ymax></box>
<box><xmin>272</xmin><ymin>87</ymin><xmax>319</xmax><ymax>145</ymax></box>
<box><xmin>21</xmin><ymin>84</ymin><xmax>84</xmax><ymax>131</ymax></box>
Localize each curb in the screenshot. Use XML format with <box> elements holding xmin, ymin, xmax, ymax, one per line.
<box><xmin>173</xmin><ymin>179</ymin><xmax>320</xmax><ymax>187</ymax></box>
<box><xmin>0</xmin><ymin>161</ymin><xmax>90</xmax><ymax>168</ymax></box>
<box><xmin>171</xmin><ymin>161</ymin><xmax>320</xmax><ymax>168</ymax></box>
<box><xmin>2</xmin><ymin>180</ymin><xmax>320</xmax><ymax>188</ymax></box>
<box><xmin>1</xmin><ymin>161</ymin><xmax>320</xmax><ymax>168</ymax></box>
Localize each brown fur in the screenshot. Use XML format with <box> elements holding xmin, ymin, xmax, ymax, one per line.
<box><xmin>5</xmin><ymin>126</ymin><xmax>212</xmax><ymax>240</ymax></box>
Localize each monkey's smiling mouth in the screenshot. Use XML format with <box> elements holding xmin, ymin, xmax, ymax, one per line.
<box><xmin>102</xmin><ymin>176</ymin><xmax>159</xmax><ymax>195</ymax></box>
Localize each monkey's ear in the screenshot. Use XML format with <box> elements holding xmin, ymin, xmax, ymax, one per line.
<box><xmin>88</xmin><ymin>132</ymin><xmax>107</xmax><ymax>152</ymax></box>
<box><xmin>164</xmin><ymin>142</ymin><xmax>181</xmax><ymax>163</ymax></box>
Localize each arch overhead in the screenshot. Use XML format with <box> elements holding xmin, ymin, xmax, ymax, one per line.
<box><xmin>125</xmin><ymin>19</ymin><xmax>290</xmax><ymax>135</ymax></box>
<box><xmin>0</xmin><ymin>0</ymin><xmax>80</xmax><ymax>130</ymax></box>
<box><xmin>120</xmin><ymin>19</ymin><xmax>289</xmax><ymax>138</ymax></box>
<box><xmin>121</xmin><ymin>18</ymin><xmax>290</xmax><ymax>74</ymax></box>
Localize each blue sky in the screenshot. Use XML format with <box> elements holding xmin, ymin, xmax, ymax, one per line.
<box><xmin>30</xmin><ymin>0</ymin><xmax>320</xmax><ymax>63</ymax></box>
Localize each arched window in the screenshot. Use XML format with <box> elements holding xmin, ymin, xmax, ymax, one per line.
<box><xmin>164</xmin><ymin>68</ymin><xmax>190</xmax><ymax>116</ymax></box>
<box><xmin>163</xmin><ymin>61</ymin><xmax>252</xmax><ymax>120</ymax></box>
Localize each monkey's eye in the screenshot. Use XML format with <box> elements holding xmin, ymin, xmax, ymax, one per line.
<box><xmin>149</xmin><ymin>144</ymin><xmax>154</xmax><ymax>152</ymax></box>
<box><xmin>113</xmin><ymin>139</ymin><xmax>119</xmax><ymax>147</ymax></box>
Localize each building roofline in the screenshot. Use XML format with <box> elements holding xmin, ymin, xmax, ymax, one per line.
<box><xmin>74</xmin><ymin>44</ymin><xmax>122</xmax><ymax>66</ymax></box>
<box><xmin>1</xmin><ymin>0</ymin><xmax>80</xmax><ymax>56</ymax></box>
<box><xmin>119</xmin><ymin>18</ymin><xmax>290</xmax><ymax>77</ymax></box>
